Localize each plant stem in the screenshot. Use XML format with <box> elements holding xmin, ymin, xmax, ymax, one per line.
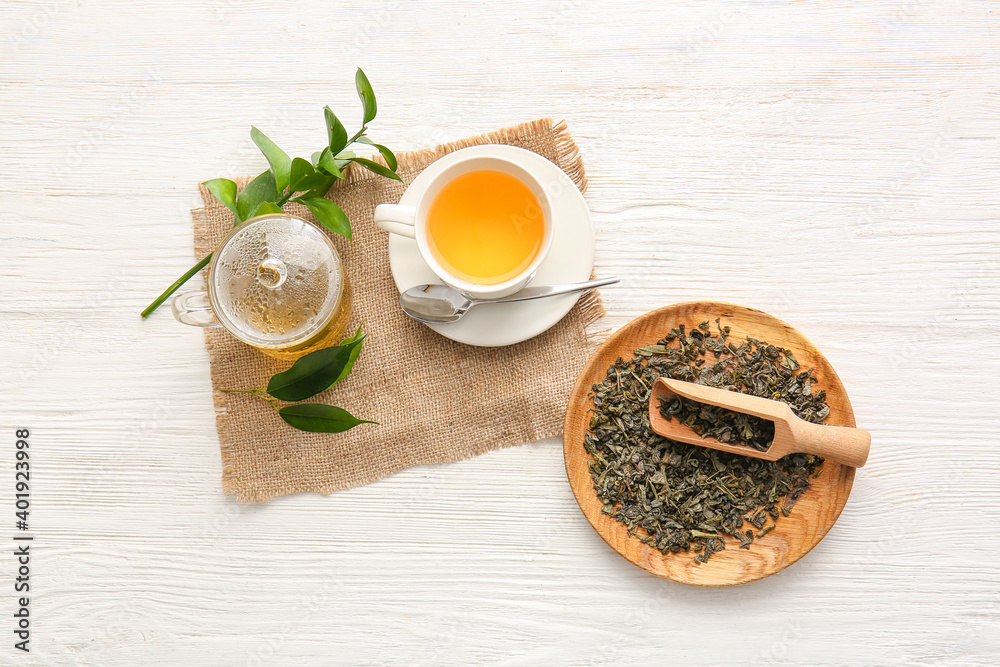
<box><xmin>221</xmin><ymin>387</ymin><xmax>279</xmax><ymax>408</ymax></box>
<box><xmin>346</xmin><ymin>126</ymin><xmax>367</xmax><ymax>146</ymax></box>
<box><xmin>140</xmin><ymin>252</ymin><xmax>212</xmax><ymax>318</ymax></box>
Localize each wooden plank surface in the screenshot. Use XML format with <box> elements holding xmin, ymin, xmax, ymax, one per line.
<box><xmin>2</xmin><ymin>1</ymin><xmax>999</xmax><ymax>664</ymax></box>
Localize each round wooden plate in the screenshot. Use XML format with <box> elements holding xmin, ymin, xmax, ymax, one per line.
<box><xmin>562</xmin><ymin>301</ymin><xmax>857</xmax><ymax>586</ymax></box>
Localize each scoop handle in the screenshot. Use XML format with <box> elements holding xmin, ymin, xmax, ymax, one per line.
<box><xmin>791</xmin><ymin>418</ymin><xmax>871</xmax><ymax>468</ymax></box>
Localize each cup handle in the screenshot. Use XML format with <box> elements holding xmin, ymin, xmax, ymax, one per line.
<box><xmin>172</xmin><ymin>289</ymin><xmax>220</xmax><ymax>328</ymax></box>
<box><xmin>374</xmin><ymin>204</ymin><xmax>417</xmax><ymax>239</ymax></box>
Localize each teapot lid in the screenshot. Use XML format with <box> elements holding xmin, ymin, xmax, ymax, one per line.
<box><xmin>209</xmin><ymin>214</ymin><xmax>343</xmax><ymax>348</ymax></box>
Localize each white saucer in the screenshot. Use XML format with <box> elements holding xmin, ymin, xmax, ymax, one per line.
<box><xmin>386</xmin><ymin>145</ymin><xmax>595</xmax><ymax>347</ymax></box>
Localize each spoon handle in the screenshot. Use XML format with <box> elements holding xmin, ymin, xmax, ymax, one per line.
<box><xmin>488</xmin><ymin>277</ymin><xmax>620</xmax><ymax>304</ymax></box>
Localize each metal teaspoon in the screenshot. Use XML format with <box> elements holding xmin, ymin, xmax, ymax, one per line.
<box><xmin>399</xmin><ymin>277</ymin><xmax>620</xmax><ymax>324</ymax></box>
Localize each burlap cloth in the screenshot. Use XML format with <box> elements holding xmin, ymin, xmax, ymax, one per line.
<box><xmin>192</xmin><ymin>118</ymin><xmax>607</xmax><ymax>501</ymax></box>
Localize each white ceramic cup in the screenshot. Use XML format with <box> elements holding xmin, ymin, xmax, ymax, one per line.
<box><xmin>373</xmin><ymin>154</ymin><xmax>554</xmax><ymax>299</ymax></box>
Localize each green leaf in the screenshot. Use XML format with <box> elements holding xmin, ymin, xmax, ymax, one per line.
<box><xmin>290</xmin><ymin>157</ymin><xmax>315</xmax><ymax>184</ymax></box>
<box><xmin>236</xmin><ymin>170</ymin><xmax>277</xmax><ymax>223</ymax></box>
<box><xmin>324</xmin><ymin>106</ymin><xmax>348</xmax><ymax>155</ymax></box>
<box><xmin>252</xmin><ymin>201</ymin><xmax>284</xmax><ymax>217</ymax></box>
<box><xmin>355</xmin><ymin>68</ymin><xmax>377</xmax><ymax>125</ymax></box>
<box><xmin>299</xmin><ymin>173</ymin><xmax>338</xmax><ymax>200</ymax></box>
<box><xmin>288</xmin><ymin>157</ymin><xmax>326</xmax><ymax>193</ymax></box>
<box><xmin>348</xmin><ymin>156</ymin><xmax>402</xmax><ymax>182</ymax></box>
<box><xmin>277</xmin><ymin>403</ymin><xmax>376</xmax><ymax>433</ymax></box>
<box><xmin>203</xmin><ymin>178</ymin><xmax>239</xmax><ymax>215</ymax></box>
<box><xmin>356</xmin><ymin>137</ymin><xmax>398</xmax><ymax>171</ymax></box>
<box><xmin>250</xmin><ymin>126</ymin><xmax>292</xmax><ymax>194</ymax></box>
<box><xmin>291</xmin><ymin>174</ymin><xmax>329</xmax><ymax>195</ymax></box>
<box><xmin>333</xmin><ymin>150</ymin><xmax>355</xmax><ymax>172</ymax></box>
<box><xmin>297</xmin><ymin>196</ymin><xmax>351</xmax><ymax>238</ymax></box>
<box><xmin>334</xmin><ymin>324</ymin><xmax>365</xmax><ymax>385</ymax></box>
<box><xmin>267</xmin><ymin>336</ymin><xmax>365</xmax><ymax>401</ymax></box>
<box><xmin>316</xmin><ymin>148</ymin><xmax>343</xmax><ymax>178</ymax></box>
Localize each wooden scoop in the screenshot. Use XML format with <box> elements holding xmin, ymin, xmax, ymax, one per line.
<box><xmin>649</xmin><ymin>378</ymin><xmax>870</xmax><ymax>467</ymax></box>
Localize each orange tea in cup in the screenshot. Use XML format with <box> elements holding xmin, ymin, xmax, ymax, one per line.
<box><xmin>374</xmin><ymin>152</ymin><xmax>554</xmax><ymax>299</ymax></box>
<box><xmin>425</xmin><ymin>169</ymin><xmax>545</xmax><ymax>286</ymax></box>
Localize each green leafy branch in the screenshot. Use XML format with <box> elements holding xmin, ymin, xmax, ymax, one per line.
<box><xmin>141</xmin><ymin>68</ymin><xmax>401</xmax><ymax>318</ymax></box>
<box><xmin>222</xmin><ymin>325</ymin><xmax>376</xmax><ymax>433</ymax></box>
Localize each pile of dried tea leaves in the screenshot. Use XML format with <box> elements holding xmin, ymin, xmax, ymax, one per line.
<box><xmin>658</xmin><ymin>395</ymin><xmax>775</xmax><ymax>452</ymax></box>
<box><xmin>584</xmin><ymin>319</ymin><xmax>827</xmax><ymax>564</ymax></box>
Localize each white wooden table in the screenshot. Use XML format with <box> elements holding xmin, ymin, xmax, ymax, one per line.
<box><xmin>3</xmin><ymin>1</ymin><xmax>999</xmax><ymax>664</ymax></box>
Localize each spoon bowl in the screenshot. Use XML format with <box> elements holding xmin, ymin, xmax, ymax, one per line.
<box><xmin>399</xmin><ymin>284</ymin><xmax>475</xmax><ymax>323</ymax></box>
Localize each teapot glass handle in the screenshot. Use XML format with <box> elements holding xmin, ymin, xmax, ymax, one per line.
<box><xmin>172</xmin><ymin>289</ymin><xmax>219</xmax><ymax>328</ymax></box>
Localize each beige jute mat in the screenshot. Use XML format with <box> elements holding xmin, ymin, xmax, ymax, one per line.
<box><xmin>192</xmin><ymin>118</ymin><xmax>607</xmax><ymax>501</ymax></box>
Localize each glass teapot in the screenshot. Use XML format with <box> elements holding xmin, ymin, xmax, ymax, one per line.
<box><xmin>172</xmin><ymin>213</ymin><xmax>351</xmax><ymax>360</ymax></box>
